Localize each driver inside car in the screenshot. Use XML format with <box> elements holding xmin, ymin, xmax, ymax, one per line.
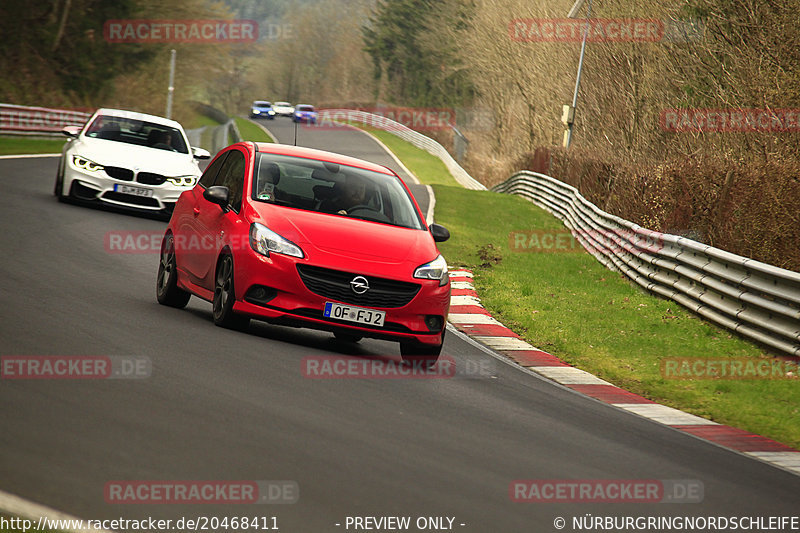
<box><xmin>321</xmin><ymin>174</ymin><xmax>368</xmax><ymax>215</ymax></box>
<box><xmin>148</xmin><ymin>129</ymin><xmax>173</xmax><ymax>150</ymax></box>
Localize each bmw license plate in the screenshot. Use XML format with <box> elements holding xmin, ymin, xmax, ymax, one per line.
<box><xmin>324</xmin><ymin>302</ymin><xmax>385</xmax><ymax>327</ymax></box>
<box><xmin>115</xmin><ymin>184</ymin><xmax>153</xmax><ymax>197</ymax></box>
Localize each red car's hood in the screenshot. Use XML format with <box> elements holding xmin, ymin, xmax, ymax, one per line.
<box><xmin>250</xmin><ymin>205</ymin><xmax>438</xmax><ymax>268</ymax></box>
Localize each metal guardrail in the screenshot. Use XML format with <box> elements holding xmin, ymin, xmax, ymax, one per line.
<box><xmin>493</xmin><ymin>171</ymin><xmax>800</xmax><ymax>357</ymax></box>
<box><xmin>0</xmin><ymin>103</ymin><xmax>91</xmax><ymax>136</ymax></box>
<box><xmin>318</xmin><ymin>109</ymin><xmax>486</xmax><ymax>191</ymax></box>
<box><xmin>184</xmin><ymin>119</ymin><xmax>241</xmax><ymax>156</ymax></box>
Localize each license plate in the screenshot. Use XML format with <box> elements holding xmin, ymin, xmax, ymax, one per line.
<box><xmin>114</xmin><ymin>184</ymin><xmax>153</xmax><ymax>197</ymax></box>
<box><xmin>324</xmin><ymin>302</ymin><xmax>385</xmax><ymax>327</ymax></box>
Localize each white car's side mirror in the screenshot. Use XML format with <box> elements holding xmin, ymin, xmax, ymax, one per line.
<box><xmin>62</xmin><ymin>126</ymin><xmax>80</xmax><ymax>137</ymax></box>
<box><xmin>192</xmin><ymin>147</ymin><xmax>211</xmax><ymax>160</ymax></box>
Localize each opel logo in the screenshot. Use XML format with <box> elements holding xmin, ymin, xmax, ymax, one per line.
<box><xmin>350</xmin><ymin>276</ymin><xmax>369</xmax><ymax>295</ymax></box>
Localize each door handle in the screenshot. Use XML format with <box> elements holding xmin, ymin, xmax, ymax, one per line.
<box><xmin>193</xmin><ymin>207</ymin><xmax>200</xmax><ymax>217</ymax></box>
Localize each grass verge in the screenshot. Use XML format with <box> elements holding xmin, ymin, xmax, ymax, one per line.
<box><xmin>234</xmin><ymin>117</ymin><xmax>275</xmax><ymax>143</ymax></box>
<box><xmin>0</xmin><ymin>136</ymin><xmax>64</xmax><ymax>155</ymax></box>
<box><xmin>355</xmin><ymin>125</ymin><xmax>800</xmax><ymax>449</ymax></box>
<box><xmin>184</xmin><ymin>113</ymin><xmax>221</xmax><ymax>130</ymax></box>
<box><xmin>335</xmin><ymin>120</ymin><xmax>458</xmax><ymax>187</ymax></box>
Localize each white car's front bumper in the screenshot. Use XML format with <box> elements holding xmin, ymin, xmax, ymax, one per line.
<box><xmin>61</xmin><ymin>157</ymin><xmax>197</xmax><ymax>212</ymax></box>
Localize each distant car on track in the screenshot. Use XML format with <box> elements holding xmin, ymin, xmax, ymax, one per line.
<box><xmin>292</xmin><ymin>104</ymin><xmax>318</xmax><ymax>124</ymax></box>
<box><xmin>156</xmin><ymin>142</ymin><xmax>451</xmax><ymax>363</ymax></box>
<box><xmin>272</xmin><ymin>101</ymin><xmax>295</xmax><ymax>117</ymax></box>
<box><xmin>54</xmin><ymin>108</ymin><xmax>210</xmax><ymax>218</ymax></box>
<box><xmin>250</xmin><ymin>100</ymin><xmax>275</xmax><ymax>119</ymax></box>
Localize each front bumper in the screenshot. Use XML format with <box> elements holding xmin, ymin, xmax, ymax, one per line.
<box><xmin>230</xmin><ymin>248</ymin><xmax>450</xmax><ymax>346</ymax></box>
<box><xmin>63</xmin><ymin>160</ymin><xmax>196</xmax><ymax>212</ymax></box>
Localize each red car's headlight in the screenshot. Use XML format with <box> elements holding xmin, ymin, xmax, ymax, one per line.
<box><xmin>249</xmin><ymin>222</ymin><xmax>304</xmax><ymax>259</ymax></box>
<box><xmin>414</xmin><ymin>254</ymin><xmax>448</xmax><ymax>286</ymax></box>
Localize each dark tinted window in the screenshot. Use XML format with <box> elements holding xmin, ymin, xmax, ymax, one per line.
<box><xmin>215</xmin><ymin>150</ymin><xmax>246</xmax><ymax>212</ymax></box>
<box><xmin>84</xmin><ymin>115</ymin><xmax>189</xmax><ymax>153</ymax></box>
<box><xmin>199</xmin><ymin>152</ymin><xmax>228</xmax><ymax>188</ymax></box>
<box><xmin>252</xmin><ymin>152</ymin><xmax>424</xmax><ymax>229</ymax></box>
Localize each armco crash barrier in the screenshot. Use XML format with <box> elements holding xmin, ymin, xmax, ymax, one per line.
<box><xmin>493</xmin><ymin>171</ymin><xmax>800</xmax><ymax>357</ymax></box>
<box><xmin>0</xmin><ymin>103</ymin><xmax>91</xmax><ymax>136</ymax></box>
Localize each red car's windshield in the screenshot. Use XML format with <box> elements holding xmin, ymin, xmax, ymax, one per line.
<box><xmin>252</xmin><ymin>152</ymin><xmax>425</xmax><ymax>230</ymax></box>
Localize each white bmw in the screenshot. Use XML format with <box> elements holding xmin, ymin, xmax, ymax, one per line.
<box><xmin>54</xmin><ymin>108</ymin><xmax>210</xmax><ymax>218</ymax></box>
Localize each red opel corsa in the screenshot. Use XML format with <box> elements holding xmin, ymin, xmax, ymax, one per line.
<box><xmin>157</xmin><ymin>142</ymin><xmax>451</xmax><ymax>363</ymax></box>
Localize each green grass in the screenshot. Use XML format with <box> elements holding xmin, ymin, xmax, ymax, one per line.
<box><xmin>184</xmin><ymin>113</ymin><xmax>222</xmax><ymax>130</ymax></box>
<box><xmin>234</xmin><ymin>117</ymin><xmax>275</xmax><ymax>143</ymax></box>
<box><xmin>357</xmin><ymin>127</ymin><xmax>458</xmax><ymax>187</ymax></box>
<box><xmin>352</xmin><ymin>125</ymin><xmax>800</xmax><ymax>449</ymax></box>
<box><xmin>0</xmin><ymin>136</ymin><xmax>65</xmax><ymax>155</ymax></box>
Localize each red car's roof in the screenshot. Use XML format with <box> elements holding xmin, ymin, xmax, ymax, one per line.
<box><xmin>253</xmin><ymin>143</ymin><xmax>395</xmax><ymax>176</ymax></box>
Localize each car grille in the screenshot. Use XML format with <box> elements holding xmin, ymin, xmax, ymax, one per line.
<box><xmin>104</xmin><ymin>166</ymin><xmax>133</xmax><ymax>181</ymax></box>
<box><xmin>102</xmin><ymin>191</ymin><xmax>160</xmax><ymax>208</ymax></box>
<box><xmin>296</xmin><ymin>264</ymin><xmax>420</xmax><ymax>309</ymax></box>
<box><xmin>137</xmin><ymin>172</ymin><xmax>168</xmax><ymax>185</ymax></box>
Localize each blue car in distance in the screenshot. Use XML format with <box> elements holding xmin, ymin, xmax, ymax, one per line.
<box><xmin>250</xmin><ymin>101</ymin><xmax>275</xmax><ymax>119</ymax></box>
<box><xmin>293</xmin><ymin>104</ymin><xmax>318</xmax><ymax>124</ymax></box>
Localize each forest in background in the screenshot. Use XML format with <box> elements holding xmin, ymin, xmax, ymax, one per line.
<box><xmin>1</xmin><ymin>0</ymin><xmax>798</xmax><ymax>269</ymax></box>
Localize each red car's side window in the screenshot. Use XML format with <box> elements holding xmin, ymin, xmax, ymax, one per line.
<box><xmin>213</xmin><ymin>150</ymin><xmax>246</xmax><ymax>213</ymax></box>
<box><xmin>199</xmin><ymin>152</ymin><xmax>228</xmax><ymax>189</ymax></box>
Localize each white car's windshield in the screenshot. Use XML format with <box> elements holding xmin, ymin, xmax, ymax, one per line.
<box><xmin>84</xmin><ymin>115</ymin><xmax>189</xmax><ymax>154</ymax></box>
<box><xmin>252</xmin><ymin>152</ymin><xmax>425</xmax><ymax>230</ymax></box>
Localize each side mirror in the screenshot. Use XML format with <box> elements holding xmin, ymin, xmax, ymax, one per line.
<box><xmin>429</xmin><ymin>223</ymin><xmax>450</xmax><ymax>243</ymax></box>
<box><xmin>203</xmin><ymin>185</ymin><xmax>230</xmax><ymax>211</ymax></box>
<box><xmin>192</xmin><ymin>147</ymin><xmax>211</xmax><ymax>160</ymax></box>
<box><xmin>62</xmin><ymin>126</ymin><xmax>80</xmax><ymax>137</ymax></box>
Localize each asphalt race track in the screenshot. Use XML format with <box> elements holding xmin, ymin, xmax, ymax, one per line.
<box><xmin>1</xmin><ymin>122</ymin><xmax>799</xmax><ymax>532</ymax></box>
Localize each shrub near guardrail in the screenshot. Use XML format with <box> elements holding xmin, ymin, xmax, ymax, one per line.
<box><xmin>514</xmin><ymin>146</ymin><xmax>800</xmax><ymax>273</ymax></box>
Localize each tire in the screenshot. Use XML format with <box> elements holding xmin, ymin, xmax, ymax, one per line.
<box><xmin>156</xmin><ymin>234</ymin><xmax>191</xmax><ymax>308</ymax></box>
<box><xmin>400</xmin><ymin>330</ymin><xmax>445</xmax><ymax>368</ymax></box>
<box><xmin>213</xmin><ymin>253</ymin><xmax>250</xmax><ymax>330</ymax></box>
<box><xmin>54</xmin><ymin>160</ymin><xmax>67</xmax><ymax>201</ymax></box>
<box><xmin>334</xmin><ymin>331</ymin><xmax>363</xmax><ymax>343</ymax></box>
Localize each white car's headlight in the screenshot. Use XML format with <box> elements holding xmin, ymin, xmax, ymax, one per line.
<box><xmin>166</xmin><ymin>175</ymin><xmax>197</xmax><ymax>187</ymax></box>
<box><xmin>249</xmin><ymin>222</ymin><xmax>304</xmax><ymax>259</ymax></box>
<box><xmin>252</xmin><ymin>108</ymin><xmax>260</xmax><ymax>114</ymax></box>
<box><xmin>413</xmin><ymin>254</ymin><xmax>448</xmax><ymax>286</ymax></box>
<box><xmin>72</xmin><ymin>155</ymin><xmax>103</xmax><ymax>172</ymax></box>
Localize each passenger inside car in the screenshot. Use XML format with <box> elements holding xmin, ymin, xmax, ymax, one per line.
<box><xmin>256</xmin><ymin>161</ymin><xmax>294</xmax><ymax>205</ymax></box>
